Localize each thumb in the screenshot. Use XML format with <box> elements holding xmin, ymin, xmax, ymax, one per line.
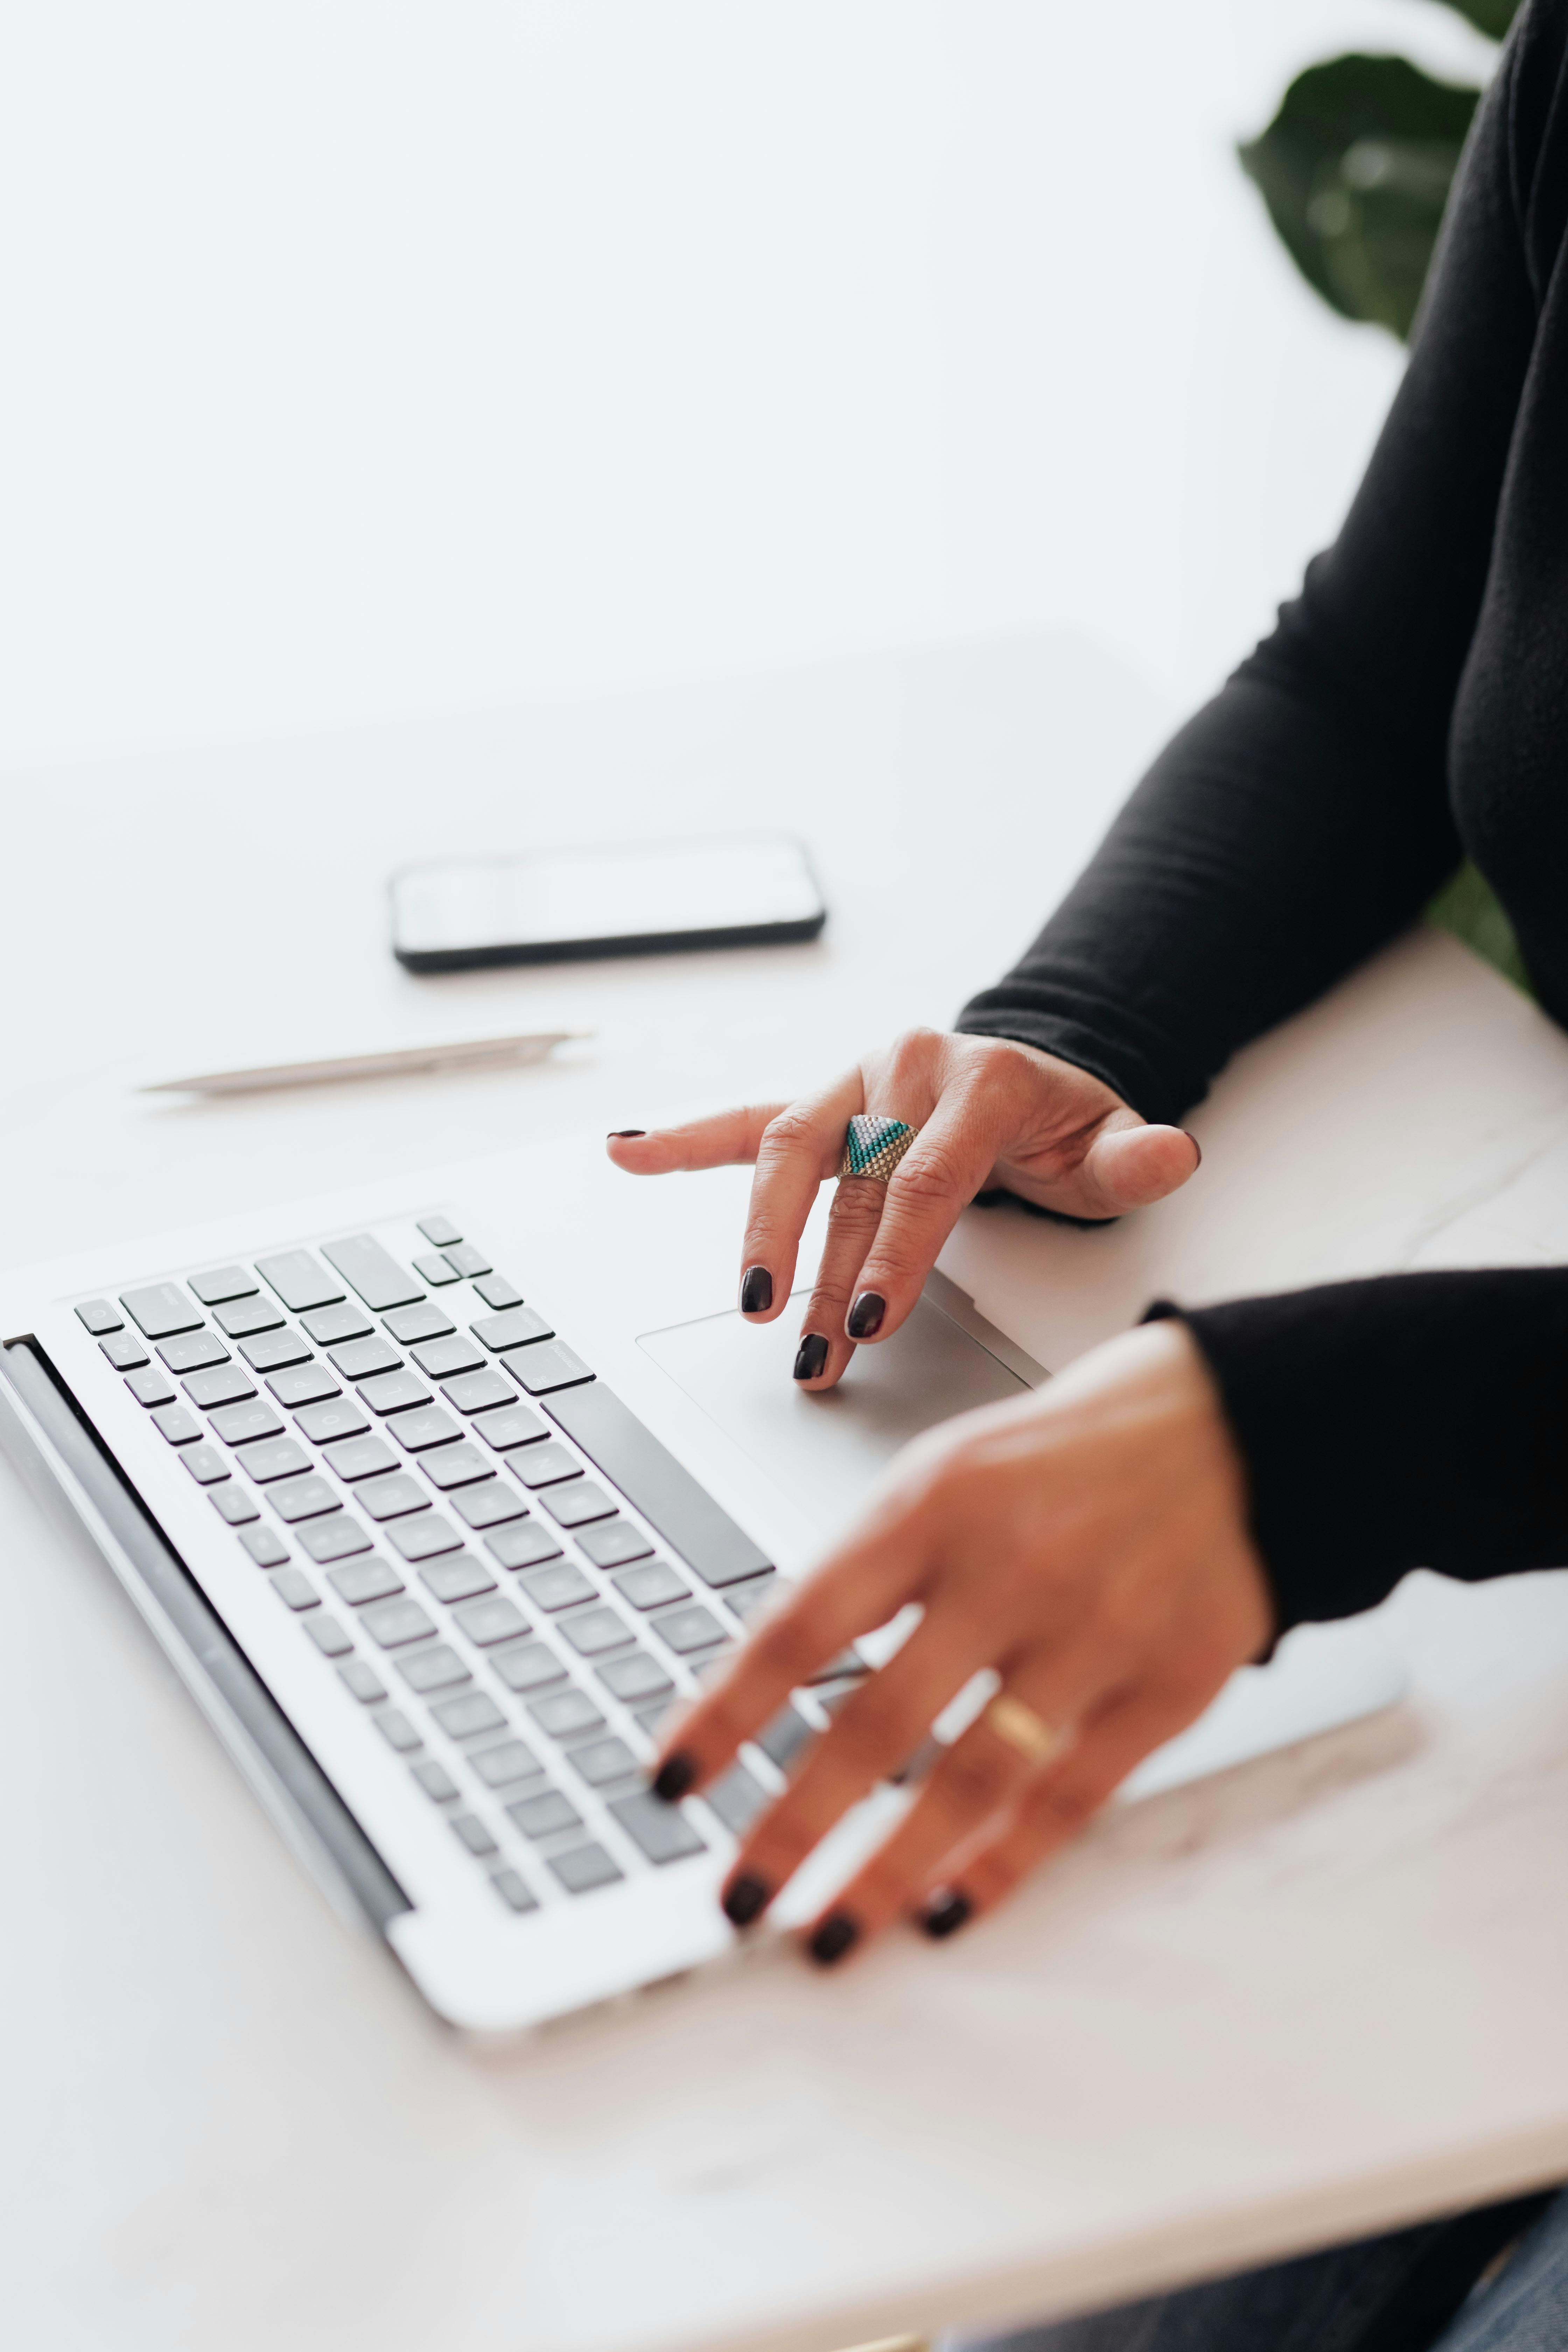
<box><xmin>1062</xmin><ymin>1120</ymin><xmax>1200</xmax><ymax>1219</ymax></box>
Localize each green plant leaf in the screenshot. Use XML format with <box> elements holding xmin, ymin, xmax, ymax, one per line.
<box><xmin>1427</xmin><ymin>860</ymin><xmax>1533</xmax><ymax>994</ymax></box>
<box><xmin>1239</xmin><ymin>55</ymin><xmax>1480</xmax><ymax>338</ymax></box>
<box><xmin>1439</xmin><ymin>0</ymin><xmax>1519</xmax><ymax>37</ymax></box>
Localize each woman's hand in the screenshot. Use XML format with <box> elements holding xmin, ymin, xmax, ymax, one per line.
<box><xmin>607</xmin><ymin>1028</ymin><xmax>1199</xmax><ymax>1388</ymax></box>
<box><xmin>652</xmin><ymin>1319</ymin><xmax>1273</xmax><ymax>1960</ymax></box>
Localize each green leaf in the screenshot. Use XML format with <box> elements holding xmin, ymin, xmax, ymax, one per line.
<box><xmin>1427</xmin><ymin>861</ymin><xmax>1533</xmax><ymax>995</ymax></box>
<box><xmin>1239</xmin><ymin>55</ymin><xmax>1480</xmax><ymax>339</ymax></box>
<box><xmin>1439</xmin><ymin>0</ymin><xmax>1520</xmax><ymax>37</ymax></box>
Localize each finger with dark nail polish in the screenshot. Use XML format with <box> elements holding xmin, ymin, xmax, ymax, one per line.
<box><xmin>920</xmin><ymin>1888</ymin><xmax>972</xmax><ymax>1940</ymax></box>
<box><xmin>1181</xmin><ymin>1130</ymin><xmax>1202</xmax><ymax>1168</ymax></box>
<box><xmin>740</xmin><ymin>1265</ymin><xmax>773</xmax><ymax>1315</ymax></box>
<box><xmin>722</xmin><ymin>1873</ymin><xmax>771</xmax><ymax>1927</ymax></box>
<box><xmin>607</xmin><ymin>1129</ymin><xmax>647</xmax><ymax>1138</ymax></box>
<box><xmin>807</xmin><ymin>1912</ymin><xmax>859</xmax><ymax>1966</ymax></box>
<box><xmin>793</xmin><ymin>1333</ymin><xmax>828</xmax><ymax>1381</ymax></box>
<box><xmin>846</xmin><ymin>1291</ymin><xmax>885</xmax><ymax>1338</ymax></box>
<box><xmin>652</xmin><ymin>1752</ymin><xmax>696</xmax><ymax>1802</ymax></box>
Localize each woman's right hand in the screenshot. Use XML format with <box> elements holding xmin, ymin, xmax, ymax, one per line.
<box><xmin>607</xmin><ymin>1028</ymin><xmax>1201</xmax><ymax>1389</ymax></box>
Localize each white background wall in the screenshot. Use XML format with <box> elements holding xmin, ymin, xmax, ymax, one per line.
<box><xmin>0</xmin><ymin>1</ymin><xmax>1498</xmax><ymax>771</ymax></box>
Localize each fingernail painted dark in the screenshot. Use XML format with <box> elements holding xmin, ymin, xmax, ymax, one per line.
<box><xmin>808</xmin><ymin>1912</ymin><xmax>859</xmax><ymax>1967</ymax></box>
<box><xmin>847</xmin><ymin>1291</ymin><xmax>885</xmax><ymax>1338</ymax></box>
<box><xmin>1181</xmin><ymin>1129</ymin><xmax>1202</xmax><ymax>1168</ymax></box>
<box><xmin>793</xmin><ymin>1333</ymin><xmax>829</xmax><ymax>1381</ymax></box>
<box><xmin>608</xmin><ymin>1129</ymin><xmax>646</xmax><ymax>1138</ymax></box>
<box><xmin>652</xmin><ymin>1752</ymin><xmax>696</xmax><ymax>1802</ymax></box>
<box><xmin>920</xmin><ymin>1888</ymin><xmax>972</xmax><ymax>1940</ymax></box>
<box><xmin>740</xmin><ymin>1265</ymin><xmax>773</xmax><ymax>1315</ymax></box>
<box><xmin>722</xmin><ymin>1873</ymin><xmax>770</xmax><ymax>1927</ymax></box>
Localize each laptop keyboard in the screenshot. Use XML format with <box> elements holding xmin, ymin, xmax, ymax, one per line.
<box><xmin>75</xmin><ymin>1216</ymin><xmax>863</xmax><ymax>1917</ymax></box>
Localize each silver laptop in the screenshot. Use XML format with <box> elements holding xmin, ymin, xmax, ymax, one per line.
<box><xmin>0</xmin><ymin>1135</ymin><xmax>1404</xmax><ymax>2034</ymax></box>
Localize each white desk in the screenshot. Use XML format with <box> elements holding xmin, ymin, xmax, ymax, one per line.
<box><xmin>5</xmin><ymin>633</ymin><xmax>1568</xmax><ymax>2352</ymax></box>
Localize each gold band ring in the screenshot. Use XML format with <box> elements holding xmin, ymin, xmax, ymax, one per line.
<box><xmin>983</xmin><ymin>1692</ymin><xmax>1062</xmax><ymax>1767</ymax></box>
<box><xmin>838</xmin><ymin>1114</ymin><xmax>918</xmax><ymax>1184</ymax></box>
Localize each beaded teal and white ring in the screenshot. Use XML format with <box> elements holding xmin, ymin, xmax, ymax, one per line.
<box><xmin>838</xmin><ymin>1113</ymin><xmax>918</xmax><ymax>1183</ymax></box>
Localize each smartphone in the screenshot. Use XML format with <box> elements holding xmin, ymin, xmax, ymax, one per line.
<box><xmin>389</xmin><ymin>833</ymin><xmax>827</xmax><ymax>972</ymax></box>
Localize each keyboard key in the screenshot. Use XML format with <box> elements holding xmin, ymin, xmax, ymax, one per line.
<box><xmin>420</xmin><ymin>1442</ymin><xmax>492</xmax><ymax>1492</ymax></box>
<box><xmin>702</xmin><ymin>1760</ymin><xmax>771</xmax><ymax>1837</ymax></box>
<box><xmin>412</xmin><ymin>1759</ymin><xmax>460</xmax><ymax>1803</ymax></box>
<box><xmin>473</xmin><ymin>1274</ymin><xmax>523</xmax><ymax>1311</ymax></box>
<box><xmin>566</xmin><ymin>1740</ymin><xmax>639</xmax><ymax>1787</ymax></box>
<box><xmin>374</xmin><ymin>1707</ymin><xmax>422</xmax><ymax>1752</ymax></box>
<box><xmin>491</xmin><ymin>1868</ymin><xmax>539</xmax><ymax>1913</ymax></box>
<box><xmin>210</xmin><ymin>1484</ymin><xmax>260</xmax><ymax>1526</ymax></box>
<box><xmin>528</xmin><ymin>1687</ymin><xmax>604</xmax><ymax>1740</ymax></box>
<box><xmin>181</xmin><ymin>1444</ymin><xmax>231</xmax><ymax>1486</ymax></box>
<box><xmin>150</xmin><ymin>1402</ymin><xmax>202</xmax><ymax>1446</ymax></box>
<box><xmin>397</xmin><ymin>1644</ymin><xmax>470</xmax><ymax>1694</ymax></box>
<box><xmin>410</xmin><ymin>1335</ymin><xmax>485</xmax><ymax>1380</ymax></box>
<box><xmin>126</xmin><ymin>1367</ymin><xmax>176</xmax><ymax>1407</ymax></box>
<box><xmin>322</xmin><ymin>1233</ymin><xmax>422</xmax><ymax>1312</ymax></box>
<box><xmin>356</xmin><ymin>1472</ymin><xmax>430</xmax><ymax>1522</ymax></box>
<box><xmin>360</xmin><ymin>1596</ymin><xmax>437</xmax><ymax>1648</ymax></box>
<box><xmin>300</xmin><ymin>1301</ymin><xmax>374</xmax><ymax>1346</ymax></box>
<box><xmin>597</xmin><ymin>1651</ymin><xmax>674</xmax><ymax>1705</ymax></box>
<box><xmin>237</xmin><ymin>1436</ymin><xmax>313</xmax><ymax>1484</ymax></box>
<box><xmin>328</xmin><ymin>1556</ymin><xmax>404</xmax><ymax>1605</ymax></box>
<box><xmin>493</xmin><ymin>1643</ymin><xmax>567</xmax><ymax>1695</ymax></box>
<box><xmin>121</xmin><ymin>1282</ymin><xmax>202</xmax><ymax>1339</ymax></box>
<box><xmin>723</xmin><ymin>1570</ymin><xmax>779</xmax><ymax>1622</ymax></box>
<box><xmin>580</xmin><ymin>1521</ymin><xmax>656</xmax><ymax>1571</ymax></box>
<box><xmin>609</xmin><ymin>1790</ymin><xmax>707</xmax><ymax>1864</ymax></box>
<box><xmin>271</xmin><ymin>1566</ymin><xmax>319</xmax><ymax>1610</ymax></box>
<box><xmin>296</xmin><ymin>1514</ymin><xmax>373</xmax><ymax>1564</ymax></box>
<box><xmin>268</xmin><ymin>1472</ymin><xmax>341</xmax><ymax>1522</ymax></box>
<box><xmin>389</xmin><ymin>1406</ymin><xmax>461</xmax><ymax>1453</ymax></box>
<box><xmin>612</xmin><ymin>1560</ymin><xmax>687</xmax><ymax>1610</ymax></box>
<box><xmin>432</xmin><ymin>1690</ymin><xmax>507</xmax><ymax>1740</ymax></box>
<box><xmin>450</xmin><ymin>1813</ymin><xmax>499</xmax><ymax>1857</ymax></box>
<box><xmin>507</xmin><ymin>1342</ymin><xmax>593</xmax><ymax>1395</ymax></box>
<box><xmin>542</xmin><ymin>1480</ymin><xmax>616</xmax><ymax>1529</ymax></box>
<box><xmin>413</xmin><ymin>1252</ymin><xmax>460</xmax><ymax>1286</ymax></box>
<box><xmin>548</xmin><ymin>1380</ymin><xmax>774</xmax><ymax>1589</ymax></box>
<box><xmin>189</xmin><ymin>1267</ymin><xmax>257</xmax><ymax>1304</ymax></box>
<box><xmin>651</xmin><ymin>1603</ymin><xmax>728</xmax><ymax>1657</ymax></box>
<box><xmin>485</xmin><ymin>1520</ymin><xmax>563</xmax><ymax>1572</ymax></box>
<box><xmin>337</xmin><ymin>1659</ymin><xmax>386</xmax><ymax>1702</ymax></box>
<box><xmin>472</xmin><ymin>1403</ymin><xmax>547</xmax><ymax>1451</ymax></box>
<box><xmin>294</xmin><ymin>1396</ymin><xmax>369</xmax><ymax>1444</ymax></box>
<box><xmin>469</xmin><ymin>1738</ymin><xmax>540</xmax><ymax>1788</ymax></box>
<box><xmin>508</xmin><ymin>1441</ymin><xmax>581</xmax><ymax>1489</ymax></box>
<box><xmin>238</xmin><ymin>1524</ymin><xmax>290</xmax><ymax>1567</ymax></box>
<box><xmin>358</xmin><ymin>1369</ymin><xmax>430</xmax><ymax>1416</ymax></box>
<box><xmin>213</xmin><ymin>1296</ymin><xmax>284</xmax><ymax>1338</ymax></box>
<box><xmin>160</xmin><ymin>1331</ymin><xmax>230</xmax><ymax>1374</ymax></box>
<box><xmin>383</xmin><ymin>1301</ymin><xmax>455</xmax><ymax>1347</ymax></box>
<box><xmin>756</xmin><ymin>1703</ymin><xmax>814</xmax><ymax>1772</ymax></box>
<box><xmin>209</xmin><ymin>1399</ymin><xmax>284</xmax><ymax>1446</ymax></box>
<box><xmin>419</xmin><ymin>1555</ymin><xmax>497</xmax><ymax>1603</ymax></box>
<box><xmin>442</xmin><ymin>1367</ymin><xmax>515</xmax><ymax>1414</ymax></box>
<box><xmin>416</xmin><ymin>1213</ymin><xmax>462</xmax><ymax>1248</ymax></box>
<box><xmin>76</xmin><ymin>1299</ymin><xmax>122</xmax><ymax>1334</ymax></box>
<box><xmin>559</xmin><ymin>1605</ymin><xmax>634</xmax><ymax>1658</ymax></box>
<box><xmin>506</xmin><ymin>1787</ymin><xmax>582</xmax><ymax>1840</ymax></box>
<box><xmin>241</xmin><ymin>1330</ymin><xmax>312</xmax><ymax>1372</ymax></box>
<box><xmin>451</xmin><ymin>1594</ymin><xmax>528</xmax><ymax>1648</ymax></box>
<box><xmin>474</xmin><ymin>1305</ymin><xmax>554</xmax><ymax>1353</ymax></box>
<box><xmin>330</xmin><ymin>1336</ymin><xmax>401</xmax><ymax>1381</ymax></box>
<box><xmin>636</xmin><ymin>1700</ymin><xmax>677</xmax><ymax>1739</ymax></box>
<box><xmin>304</xmin><ymin>1615</ymin><xmax>354</xmax><ymax>1658</ymax></box>
<box><xmin>184</xmin><ymin>1363</ymin><xmax>254</xmax><ymax>1407</ymax></box>
<box><xmin>321</xmin><ymin>1433</ymin><xmax>397</xmax><ymax>1483</ymax></box>
<box><xmin>444</xmin><ymin>1242</ymin><xmax>493</xmax><ymax>1279</ymax></box>
<box><xmin>267</xmin><ymin>1362</ymin><xmax>341</xmax><ymax>1408</ymax></box>
<box><xmin>255</xmin><ymin>1249</ymin><xmax>344</xmax><ymax>1314</ymax></box>
<box><xmin>549</xmin><ymin>1843</ymin><xmax>623</xmax><ymax>1893</ymax></box>
<box><xmin>450</xmin><ymin>1481</ymin><xmax>527</xmax><ymax>1531</ymax></box>
<box><xmin>517</xmin><ymin>1560</ymin><xmax>595</xmax><ymax>1612</ymax></box>
<box><xmin>100</xmin><ymin>1333</ymin><xmax>150</xmax><ymax>1371</ymax></box>
<box><xmin>386</xmin><ymin>1513</ymin><xmax>463</xmax><ymax>1562</ymax></box>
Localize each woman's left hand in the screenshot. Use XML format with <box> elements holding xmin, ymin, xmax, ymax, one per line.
<box><xmin>652</xmin><ymin>1317</ymin><xmax>1274</xmax><ymax>1960</ymax></box>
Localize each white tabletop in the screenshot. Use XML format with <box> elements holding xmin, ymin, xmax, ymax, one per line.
<box><xmin>5</xmin><ymin>632</ymin><xmax>1568</xmax><ymax>2352</ymax></box>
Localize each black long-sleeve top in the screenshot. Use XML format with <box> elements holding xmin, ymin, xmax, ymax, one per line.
<box><xmin>958</xmin><ymin>0</ymin><xmax>1568</xmax><ymax>1635</ymax></box>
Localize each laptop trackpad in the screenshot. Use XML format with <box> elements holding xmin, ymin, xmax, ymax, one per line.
<box><xmin>639</xmin><ymin>1290</ymin><xmax>1032</xmax><ymax>1538</ymax></box>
